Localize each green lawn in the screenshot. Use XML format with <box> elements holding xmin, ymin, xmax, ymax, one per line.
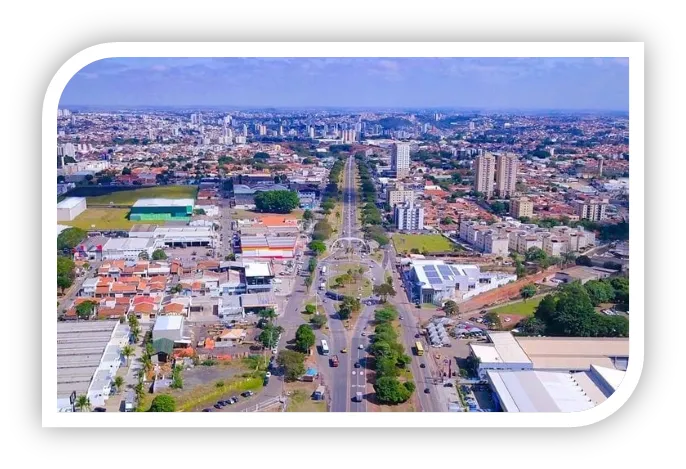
<box><xmin>86</xmin><ymin>185</ymin><xmax>198</xmax><ymax>206</ymax></box>
<box><xmin>490</xmin><ymin>296</ymin><xmax>543</xmax><ymax>317</ymax></box>
<box><xmin>326</xmin><ymin>263</ymin><xmax>373</xmax><ymax>298</ymax></box>
<box><xmin>392</xmin><ymin>234</ymin><xmax>458</xmax><ymax>254</ymax></box>
<box><xmin>63</xmin><ymin>208</ymin><xmax>142</xmax><ymax>230</ymax></box>
<box><xmin>286</xmin><ymin>389</ymin><xmax>327</xmax><ymax>412</ymax></box>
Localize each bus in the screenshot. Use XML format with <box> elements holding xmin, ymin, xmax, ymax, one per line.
<box><xmin>320</xmin><ymin>339</ymin><xmax>330</xmax><ymax>356</ymax></box>
<box><xmin>414</xmin><ymin>341</ymin><xmax>424</xmax><ymax>356</ymax></box>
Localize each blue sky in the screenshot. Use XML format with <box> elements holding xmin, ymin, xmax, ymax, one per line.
<box><xmin>60</xmin><ymin>57</ymin><xmax>629</xmax><ymax>110</ymax></box>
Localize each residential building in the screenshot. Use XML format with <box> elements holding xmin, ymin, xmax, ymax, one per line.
<box><xmin>474</xmin><ymin>153</ymin><xmax>496</xmax><ymax>198</ymax></box>
<box><xmin>57</xmin><ymin>197</ymin><xmax>87</xmax><ymax>221</ymax></box>
<box><xmin>496</xmin><ymin>153</ymin><xmax>518</xmax><ymax>197</ymax></box>
<box><xmin>574</xmin><ymin>198</ymin><xmax>609</xmax><ymax>221</ymax></box>
<box><xmin>408</xmin><ymin>260</ymin><xmax>517</xmax><ymax>305</ymax></box>
<box><xmin>394</xmin><ymin>201</ymin><xmax>424</xmax><ymax>231</ymax></box>
<box><xmin>387</xmin><ymin>183</ymin><xmax>415</xmax><ymax>207</ymax></box>
<box><xmin>391</xmin><ymin>142</ymin><xmax>410</xmax><ymax>178</ymax></box>
<box><xmin>510</xmin><ymin>197</ymin><xmax>534</xmax><ymax>219</ymax></box>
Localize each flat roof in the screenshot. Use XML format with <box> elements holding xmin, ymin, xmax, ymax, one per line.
<box><xmin>57</xmin><ymin>321</ymin><xmax>118</xmax><ymax>399</ymax></box>
<box><xmin>487</xmin><ymin>370</ymin><xmax>598</xmax><ymax>412</ymax></box>
<box><xmin>57</xmin><ymin>197</ymin><xmax>86</xmax><ymax>209</ymax></box>
<box><xmin>244</xmin><ymin>262</ymin><xmax>273</xmax><ymax>278</ymax></box>
<box><xmin>240</xmin><ymin>293</ymin><xmax>277</xmax><ymax>308</ymax></box>
<box><xmin>469</xmin><ymin>344</ymin><xmax>503</xmax><ymax>364</ymax></box>
<box><xmin>153</xmin><ymin>315</ymin><xmax>184</xmax><ymax>331</ymax></box>
<box><xmin>103</xmin><ymin>238</ymin><xmax>156</xmax><ymax>251</ymax></box>
<box><xmin>132</xmin><ymin>198</ymin><xmax>195</xmax><ymax>208</ymax></box>
<box><xmin>488</xmin><ymin>332</ymin><xmax>532</xmax><ymax>364</ymax></box>
<box><xmin>515</xmin><ymin>337</ymin><xmax>629</xmax><ymax>370</ymax></box>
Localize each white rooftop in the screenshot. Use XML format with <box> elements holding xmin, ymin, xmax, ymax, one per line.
<box><xmin>57</xmin><ymin>197</ymin><xmax>86</xmax><ymax>209</ymax></box>
<box><xmin>470</xmin><ymin>344</ymin><xmax>503</xmax><ymax>364</ymax></box>
<box><xmin>103</xmin><ymin>238</ymin><xmax>155</xmax><ymax>251</ymax></box>
<box><xmin>488</xmin><ymin>332</ymin><xmax>532</xmax><ymax>364</ymax></box>
<box><xmin>153</xmin><ymin>315</ymin><xmax>184</xmax><ymax>332</ymax></box>
<box><xmin>244</xmin><ymin>262</ymin><xmax>273</xmax><ymax>278</ymax></box>
<box><xmin>132</xmin><ymin>198</ymin><xmax>195</xmax><ymax>208</ymax></box>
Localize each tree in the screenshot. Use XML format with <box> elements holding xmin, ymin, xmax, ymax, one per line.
<box><xmin>170</xmin><ymin>365</ymin><xmax>183</xmax><ymax>389</ymax></box>
<box><xmin>520</xmin><ymin>284</ymin><xmax>537</xmax><ymax>300</ymax></box>
<box><xmin>149</xmin><ymin>395</ymin><xmax>176</xmax><ymax>412</ymax></box>
<box><xmin>113</xmin><ymin>376</ymin><xmax>125</xmax><ymax>393</ymax></box>
<box><xmin>57</xmin><ymin>256</ymin><xmax>76</xmax><ymax>292</ymax></box>
<box><xmin>75</xmin><ymin>300</ymin><xmax>98</xmax><ymax>319</ymax></box>
<box><xmin>254</xmin><ymin>190</ymin><xmax>300</xmax><ymax>214</ymax></box>
<box><xmin>374</xmin><ymin>305</ymin><xmax>398</xmax><ymax>323</ymax></box>
<box><xmin>610</xmin><ymin>277</ymin><xmax>629</xmax><ymax>311</ymax></box>
<box><xmin>516</xmin><ymin>316</ymin><xmax>547</xmax><ymax>336</ymax></box>
<box><xmin>548</xmin><ymin>282</ymin><xmax>598</xmax><ymax>336</ymax></box>
<box><xmin>525</xmin><ymin>247</ymin><xmax>547</xmax><ymax>263</ymax></box>
<box><xmin>441</xmin><ymin>217</ymin><xmax>455</xmax><ymax>225</ymax></box>
<box><xmin>584</xmin><ymin>280</ymin><xmax>615</xmax><ymax>306</ymax></box>
<box><xmin>121</xmin><ymin>345</ymin><xmax>135</xmax><ymax>366</ymax></box>
<box><xmin>151</xmin><ymin>249</ymin><xmax>167</xmax><ymax>260</ymax></box>
<box><xmin>304</xmin><ymin>304</ymin><xmax>317</xmax><ymax>315</ymax></box>
<box><xmin>277</xmin><ymin>350</ymin><xmax>306</xmax><ymax>382</ymax></box>
<box><xmin>562</xmin><ymin>251</ymin><xmax>578</xmax><ymax>266</ymax></box>
<box><xmin>310</xmin><ymin>314</ymin><xmax>327</xmax><ymax>329</ymax></box>
<box><xmin>258</xmin><ymin>324</ymin><xmax>283</xmax><ymax>349</ymax></box>
<box><xmin>373</xmin><ymin>376</ymin><xmax>412</xmax><ymax>404</ymax></box>
<box><xmin>57</xmin><ymin>227</ymin><xmax>87</xmax><ymax>251</ymax></box>
<box><xmin>75</xmin><ymin>395</ymin><xmax>91</xmax><ymax>412</ymax></box>
<box><xmin>224</xmin><ymin>253</ymin><xmax>236</xmax><ymax>261</ymax></box>
<box><xmin>258</xmin><ymin>308</ymin><xmax>278</xmax><ymax>321</ymax></box>
<box><xmin>338</xmin><ymin>305</ymin><xmax>352</xmax><ymax>320</ymax></box>
<box><xmin>295</xmin><ymin>324</ymin><xmax>316</xmax><ymax>353</ymax></box>
<box><xmin>534</xmin><ymin>294</ymin><xmax>557</xmax><ymax>324</ymax></box>
<box><xmin>122</xmin><ymin>167</ymin><xmax>132</xmax><ymax>175</ymax></box>
<box><xmin>575</xmin><ymin>255</ymin><xmax>593</xmax><ymax>267</ymax></box>
<box><xmin>373</xmin><ymin>283</ymin><xmax>397</xmax><ymax>302</ymax></box>
<box><xmin>435</xmin><ymin>298</ymin><xmax>458</xmax><ymax>316</ymax></box>
<box><xmin>303</xmin><ymin>209</ymin><xmax>314</xmax><ymax>220</ymax></box>
<box><xmin>57</xmin><ymin>274</ymin><xmax>72</xmax><ymax>292</ymax></box>
<box><xmin>170</xmin><ymin>283</ymin><xmax>183</xmax><ymax>294</ymax></box>
<box><xmin>515</xmin><ymin>261</ymin><xmax>527</xmax><ymax>279</ymax></box>
<box><xmin>309</xmin><ymin>240</ymin><xmax>326</xmax><ymax>256</ymax></box>
<box><xmin>138</xmin><ymin>251</ymin><xmax>149</xmax><ymax>261</ymax></box>
<box><xmin>484</xmin><ymin>312</ymin><xmax>502</xmax><ymax>330</ymax></box>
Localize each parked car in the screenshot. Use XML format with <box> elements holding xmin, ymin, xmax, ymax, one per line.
<box><xmin>214</xmin><ymin>404</ymin><xmax>222</xmax><ymax>409</ymax></box>
<box><xmin>354</xmin><ymin>362</ymin><xmax>361</xmax><ymax>368</ymax></box>
<box><xmin>424</xmin><ymin>388</ymin><xmax>431</xmax><ymax>394</ymax></box>
<box><xmin>93</xmin><ymin>407</ymin><xmax>107</xmax><ymax>412</ymax></box>
<box><xmin>420</xmin><ymin>363</ymin><xmax>426</xmax><ymax>368</ymax></box>
<box><xmin>241</xmin><ymin>391</ymin><xmax>254</xmax><ymax>398</ymax></box>
<box><xmin>202</xmin><ymin>408</ymin><xmax>212</xmax><ymax>412</ymax></box>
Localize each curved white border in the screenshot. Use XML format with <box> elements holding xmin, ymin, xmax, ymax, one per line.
<box><xmin>43</xmin><ymin>42</ymin><xmax>644</xmax><ymax>427</ymax></box>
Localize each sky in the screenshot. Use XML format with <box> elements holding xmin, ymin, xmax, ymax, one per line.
<box><xmin>60</xmin><ymin>57</ymin><xmax>629</xmax><ymax>111</ymax></box>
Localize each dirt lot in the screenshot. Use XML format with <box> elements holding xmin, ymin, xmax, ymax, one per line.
<box><xmin>460</xmin><ymin>268</ymin><xmax>554</xmax><ymax>313</ymax></box>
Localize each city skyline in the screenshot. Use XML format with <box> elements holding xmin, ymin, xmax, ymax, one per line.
<box><xmin>60</xmin><ymin>57</ymin><xmax>629</xmax><ymax>111</ymax></box>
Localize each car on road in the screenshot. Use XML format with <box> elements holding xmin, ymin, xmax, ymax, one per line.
<box><xmin>361</xmin><ymin>332</ymin><xmax>366</xmax><ymax>336</ymax></box>
<box><xmin>420</xmin><ymin>363</ymin><xmax>426</xmax><ymax>368</ymax></box>
<box><xmin>341</xmin><ymin>348</ymin><xmax>348</xmax><ymax>353</ymax></box>
<box><xmin>241</xmin><ymin>391</ymin><xmax>254</xmax><ymax>398</ymax></box>
<box><xmin>414</xmin><ymin>333</ymin><xmax>420</xmax><ymax>338</ymax></box>
<box><xmin>399</xmin><ymin>315</ymin><xmax>404</xmax><ymax>320</ymax></box>
<box><xmin>202</xmin><ymin>408</ymin><xmax>212</xmax><ymax>412</ymax></box>
<box><xmin>265</xmin><ymin>372</ymin><xmax>271</xmax><ymax>378</ymax></box>
<box><xmin>354</xmin><ymin>362</ymin><xmax>361</xmax><ymax>368</ymax></box>
<box><xmin>93</xmin><ymin>407</ymin><xmax>107</xmax><ymax>412</ymax></box>
<box><xmin>230</xmin><ymin>396</ymin><xmax>239</xmax><ymax>403</ymax></box>
<box><xmin>358</xmin><ymin>344</ymin><xmax>364</xmax><ymax>350</ymax></box>
<box><xmin>214</xmin><ymin>404</ymin><xmax>222</xmax><ymax>409</ymax></box>
<box><xmin>444</xmin><ymin>382</ymin><xmax>454</xmax><ymax>387</ymax></box>
<box><xmin>424</xmin><ymin>388</ymin><xmax>431</xmax><ymax>394</ymax></box>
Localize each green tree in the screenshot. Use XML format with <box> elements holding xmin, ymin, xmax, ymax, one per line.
<box><xmin>295</xmin><ymin>324</ymin><xmax>316</xmax><ymax>353</ymax></box>
<box><xmin>75</xmin><ymin>300</ymin><xmax>98</xmax><ymax>319</ymax></box>
<box><xmin>610</xmin><ymin>277</ymin><xmax>629</xmax><ymax>310</ymax></box>
<box><xmin>373</xmin><ymin>376</ymin><xmax>412</xmax><ymax>404</ymax></box>
<box><xmin>310</xmin><ymin>314</ymin><xmax>327</xmax><ymax>329</ymax></box>
<box><xmin>516</xmin><ymin>316</ymin><xmax>547</xmax><ymax>336</ymax></box>
<box><xmin>122</xmin><ymin>167</ymin><xmax>132</xmax><ymax>175</ymax></box>
<box><xmin>534</xmin><ymin>294</ymin><xmax>557</xmax><ymax>324</ymax></box>
<box><xmin>57</xmin><ymin>255</ymin><xmax>76</xmax><ymax>292</ymax></box>
<box><xmin>258</xmin><ymin>308</ymin><xmax>278</xmax><ymax>321</ymax></box>
<box><xmin>515</xmin><ymin>261</ymin><xmax>527</xmax><ymax>279</ymax></box>
<box><xmin>277</xmin><ymin>350</ymin><xmax>306</xmax><ymax>382</ymax></box>
<box><xmin>442</xmin><ymin>300</ymin><xmax>459</xmax><ymax>316</ymax></box>
<box><xmin>584</xmin><ymin>280</ymin><xmax>616</xmax><ymax>306</ymax></box>
<box><xmin>304</xmin><ymin>304</ymin><xmax>317</xmax><ymax>315</ymax></box>
<box><xmin>258</xmin><ymin>324</ymin><xmax>283</xmax><ymax>349</ymax></box>
<box><xmin>57</xmin><ymin>227</ymin><xmax>87</xmax><ymax>251</ymax></box>
<box><xmin>112</xmin><ymin>376</ymin><xmax>125</xmax><ymax>393</ymax></box>
<box><xmin>575</xmin><ymin>255</ymin><xmax>593</xmax><ymax>267</ymax></box>
<box><xmin>374</xmin><ymin>305</ymin><xmax>398</xmax><ymax>323</ymax></box>
<box><xmin>254</xmin><ymin>190</ymin><xmax>300</xmax><ymax>214</ymax></box>
<box><xmin>224</xmin><ymin>253</ymin><xmax>236</xmax><ymax>261</ymax></box>
<box><xmin>338</xmin><ymin>305</ymin><xmax>352</xmax><ymax>320</ymax></box>
<box><xmin>121</xmin><ymin>345</ymin><xmax>135</xmax><ymax>366</ymax></box>
<box><xmin>548</xmin><ymin>282</ymin><xmax>598</xmax><ymax>336</ymax></box>
<box><xmin>151</xmin><ymin>249</ymin><xmax>167</xmax><ymax>260</ymax></box>
<box><xmin>148</xmin><ymin>394</ymin><xmax>176</xmax><ymax>412</ymax></box>
<box><xmin>303</xmin><ymin>209</ymin><xmax>314</xmax><ymax>220</ymax></box>
<box><xmin>484</xmin><ymin>312</ymin><xmax>502</xmax><ymax>330</ymax></box>
<box><xmin>373</xmin><ymin>283</ymin><xmax>397</xmax><ymax>302</ymax></box>
<box><xmin>57</xmin><ymin>274</ymin><xmax>72</xmax><ymax>292</ymax></box>
<box><xmin>441</xmin><ymin>217</ymin><xmax>455</xmax><ymax>225</ymax></box>
<box><xmin>75</xmin><ymin>395</ymin><xmax>91</xmax><ymax>412</ymax></box>
<box><xmin>520</xmin><ymin>284</ymin><xmax>537</xmax><ymax>300</ymax></box>
<box><xmin>170</xmin><ymin>366</ymin><xmax>183</xmax><ymax>389</ymax></box>
<box><xmin>525</xmin><ymin>247</ymin><xmax>547</xmax><ymax>263</ymax></box>
<box><xmin>309</xmin><ymin>240</ymin><xmax>326</xmax><ymax>256</ymax></box>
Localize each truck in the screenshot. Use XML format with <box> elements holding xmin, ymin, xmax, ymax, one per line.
<box><xmin>321</xmin><ymin>266</ymin><xmax>327</xmax><ymax>275</ymax></box>
<box><xmin>330</xmin><ymin>355</ymin><xmax>339</xmax><ymax>367</ymax></box>
<box><xmin>319</xmin><ymin>282</ymin><xmax>326</xmax><ymax>290</ymax></box>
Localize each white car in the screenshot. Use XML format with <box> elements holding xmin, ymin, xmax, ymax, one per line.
<box><xmin>504</xmin><ymin>317</ymin><xmax>512</xmax><ymax>323</ymax></box>
<box><xmin>358</xmin><ymin>344</ymin><xmax>364</xmax><ymax>350</ymax></box>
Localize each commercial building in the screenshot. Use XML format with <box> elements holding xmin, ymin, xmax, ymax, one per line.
<box><xmin>387</xmin><ymin>183</ymin><xmax>415</xmax><ymax>207</ymax></box>
<box><xmin>152</xmin><ymin>315</ymin><xmax>190</xmax><ymax>344</ymax></box>
<box><xmin>129</xmin><ymin>198</ymin><xmax>195</xmax><ymax>222</ymax></box>
<box><xmin>515</xmin><ymin>336</ymin><xmax>629</xmax><ymax>371</ymax></box>
<box><xmin>394</xmin><ymin>201</ymin><xmax>425</xmax><ymax>231</ymax></box>
<box><xmin>469</xmin><ymin>332</ymin><xmax>533</xmax><ymax>377</ymax></box>
<box><xmin>408</xmin><ymin>260</ymin><xmax>517</xmax><ymax>305</ymax></box>
<box><xmin>101</xmin><ymin>237</ymin><xmax>162</xmax><ymax>261</ymax></box>
<box><xmin>239</xmin><ymin>235</ymin><xmax>297</xmax><ymax>259</ymax></box>
<box><xmin>57</xmin><ymin>197</ymin><xmax>87</xmax><ymax>221</ymax></box>
<box><xmin>57</xmin><ymin>321</ymin><xmax>130</xmax><ymax>411</ymax></box>
<box><xmin>129</xmin><ymin>224</ymin><xmax>216</xmax><ymax>247</ymax></box>
<box><xmin>495</xmin><ymin>153</ymin><xmax>518</xmax><ymax>197</ymax></box>
<box><xmin>473</xmin><ymin>153</ymin><xmax>496</xmax><ymax>198</ymax></box>
<box><xmin>391</xmin><ymin>142</ymin><xmax>410</xmax><ymax>178</ymax></box>
<box><xmin>244</xmin><ymin>261</ymin><xmax>276</xmax><ymax>292</ymax></box>
<box><xmin>574</xmin><ymin>198</ymin><xmax>609</xmax><ymax>221</ymax></box>
<box><xmin>510</xmin><ymin>197</ymin><xmax>534</xmax><ymax>219</ymax></box>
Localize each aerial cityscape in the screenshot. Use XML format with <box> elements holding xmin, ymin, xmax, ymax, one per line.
<box><xmin>55</xmin><ymin>57</ymin><xmax>630</xmax><ymax>414</ymax></box>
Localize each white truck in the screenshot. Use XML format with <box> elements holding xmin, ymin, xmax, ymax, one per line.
<box><xmin>321</xmin><ymin>266</ymin><xmax>327</xmax><ymax>275</ymax></box>
<box><xmin>319</xmin><ymin>282</ymin><xmax>326</xmax><ymax>290</ymax></box>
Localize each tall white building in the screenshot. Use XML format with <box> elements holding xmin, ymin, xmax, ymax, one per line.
<box><xmin>341</xmin><ymin>129</ymin><xmax>357</xmax><ymax>144</ymax></box>
<box><xmin>474</xmin><ymin>153</ymin><xmax>496</xmax><ymax>198</ymax></box>
<box><xmin>394</xmin><ymin>201</ymin><xmax>424</xmax><ymax>231</ymax></box>
<box><xmin>496</xmin><ymin>153</ymin><xmax>519</xmax><ymax>197</ymax></box>
<box><xmin>391</xmin><ymin>142</ymin><xmax>410</xmax><ymax>178</ymax></box>
<box><xmin>308</xmin><ymin>126</ymin><xmax>315</xmax><ymax>139</ymax></box>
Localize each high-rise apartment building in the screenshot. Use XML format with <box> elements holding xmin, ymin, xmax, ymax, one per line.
<box><xmin>387</xmin><ymin>183</ymin><xmax>415</xmax><ymax>207</ymax></box>
<box><xmin>574</xmin><ymin>198</ymin><xmax>609</xmax><ymax>221</ymax></box>
<box><xmin>473</xmin><ymin>153</ymin><xmax>496</xmax><ymax>198</ymax></box>
<box><xmin>496</xmin><ymin>153</ymin><xmax>518</xmax><ymax>197</ymax></box>
<box><xmin>510</xmin><ymin>197</ymin><xmax>534</xmax><ymax>219</ymax></box>
<box><xmin>308</xmin><ymin>126</ymin><xmax>315</xmax><ymax>139</ymax></box>
<box><xmin>391</xmin><ymin>142</ymin><xmax>410</xmax><ymax>178</ymax></box>
<box><xmin>341</xmin><ymin>129</ymin><xmax>357</xmax><ymax>144</ymax></box>
<box><xmin>394</xmin><ymin>201</ymin><xmax>424</xmax><ymax>231</ymax></box>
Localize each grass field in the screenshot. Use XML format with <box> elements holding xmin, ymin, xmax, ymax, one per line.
<box><xmin>489</xmin><ymin>296</ymin><xmax>543</xmax><ymax>317</ymax></box>
<box><xmin>63</xmin><ymin>208</ymin><xmax>140</xmax><ymax>230</ymax></box>
<box><xmin>326</xmin><ymin>263</ymin><xmax>373</xmax><ymax>298</ymax></box>
<box><xmin>86</xmin><ymin>186</ymin><xmax>198</xmax><ymax>206</ymax></box>
<box><xmin>392</xmin><ymin>234</ymin><xmax>458</xmax><ymax>254</ymax></box>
